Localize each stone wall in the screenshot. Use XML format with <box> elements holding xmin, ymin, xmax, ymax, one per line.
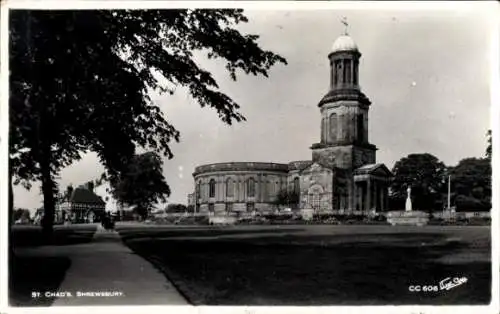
<box><xmin>312</xmin><ymin>146</ymin><xmax>353</xmax><ymax>169</ymax></box>
<box><xmin>299</xmin><ymin>164</ymin><xmax>334</xmax><ymax>211</ymax></box>
<box><xmin>320</xmin><ymin>100</ymin><xmax>369</xmax><ymax>146</ymax></box>
<box><xmin>193</xmin><ymin>163</ymin><xmax>289</xmax><ymax>213</ymax></box>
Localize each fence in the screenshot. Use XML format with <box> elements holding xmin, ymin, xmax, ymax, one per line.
<box><xmin>154</xmin><ymin>210</ymin><xmax>490</xmax><ymax>220</ymax></box>
<box><xmin>432</xmin><ymin>211</ymin><xmax>490</xmax><ymax>219</ymax></box>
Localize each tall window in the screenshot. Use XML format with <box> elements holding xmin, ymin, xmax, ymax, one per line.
<box><xmin>330</xmin><ymin>113</ymin><xmax>337</xmax><ymax>142</ymax></box>
<box><xmin>226</xmin><ymin>178</ymin><xmax>234</xmax><ymax>197</ymax></box>
<box><xmin>345</xmin><ymin>59</ymin><xmax>351</xmax><ymax>83</ymax></box>
<box><xmin>337</xmin><ymin>62</ymin><xmax>342</xmax><ymax>85</ymax></box>
<box><xmin>247</xmin><ymin>178</ymin><xmax>255</xmax><ymax>197</ymax></box>
<box><xmin>357</xmin><ymin>114</ymin><xmax>364</xmax><ymax>143</ymax></box>
<box><xmin>293</xmin><ymin>177</ymin><xmax>300</xmax><ymax>194</ymax></box>
<box><xmin>196</xmin><ymin>181</ymin><xmax>201</xmax><ymax>199</ymax></box>
<box><xmin>209</xmin><ymin>179</ymin><xmax>216</xmax><ymax>198</ymax></box>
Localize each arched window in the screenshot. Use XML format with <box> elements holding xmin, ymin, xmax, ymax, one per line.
<box><xmin>209</xmin><ymin>179</ymin><xmax>216</xmax><ymax>198</ymax></box>
<box><xmin>226</xmin><ymin>178</ymin><xmax>234</xmax><ymax>197</ymax></box>
<box><xmin>329</xmin><ymin>113</ymin><xmax>337</xmax><ymax>142</ymax></box>
<box><xmin>337</xmin><ymin>62</ymin><xmax>342</xmax><ymax>85</ymax></box>
<box><xmin>293</xmin><ymin>177</ymin><xmax>300</xmax><ymax>194</ymax></box>
<box><xmin>247</xmin><ymin>178</ymin><xmax>255</xmax><ymax>197</ymax></box>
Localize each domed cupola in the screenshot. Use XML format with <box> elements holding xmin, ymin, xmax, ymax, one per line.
<box><xmin>331</xmin><ymin>35</ymin><xmax>358</xmax><ymax>53</ymax></box>
<box><xmin>318</xmin><ymin>29</ymin><xmax>370</xmax><ymax>108</ymax></box>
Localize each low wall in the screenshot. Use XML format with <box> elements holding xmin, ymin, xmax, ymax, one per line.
<box><xmin>386</xmin><ymin>211</ymin><xmax>429</xmax><ymax>226</ymax></box>
<box><xmin>432</xmin><ymin>211</ymin><xmax>490</xmax><ymax>219</ymax></box>
<box><xmin>209</xmin><ymin>216</ymin><xmax>237</xmax><ymax>225</ymax></box>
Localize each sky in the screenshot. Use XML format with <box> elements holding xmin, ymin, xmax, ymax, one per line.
<box><xmin>12</xmin><ymin>6</ymin><xmax>495</xmax><ymax>211</ymax></box>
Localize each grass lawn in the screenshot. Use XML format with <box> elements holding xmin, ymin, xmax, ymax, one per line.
<box><xmin>11</xmin><ymin>224</ymin><xmax>98</xmax><ymax>248</ymax></box>
<box><xmin>119</xmin><ymin>225</ymin><xmax>491</xmax><ymax>305</ymax></box>
<box><xmin>9</xmin><ymin>256</ymin><xmax>71</xmax><ymax>307</ymax></box>
<box><xmin>9</xmin><ymin>224</ymin><xmax>98</xmax><ymax>306</ymax></box>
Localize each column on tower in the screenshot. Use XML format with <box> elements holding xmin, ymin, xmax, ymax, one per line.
<box><xmin>350</xmin><ymin>59</ymin><xmax>355</xmax><ymax>85</ymax></box>
<box><xmin>321</xmin><ymin>116</ymin><xmax>326</xmax><ymax>143</ymax></box>
<box><xmin>353</xmin><ymin>60</ymin><xmax>358</xmax><ymax>85</ymax></box>
<box><xmin>330</xmin><ymin>60</ymin><xmax>335</xmax><ymax>89</ymax></box>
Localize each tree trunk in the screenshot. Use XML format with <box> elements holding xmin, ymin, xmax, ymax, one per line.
<box><xmin>9</xmin><ymin>163</ymin><xmax>14</xmax><ymax>226</ymax></box>
<box><xmin>8</xmin><ymin>161</ymin><xmax>15</xmax><ymax>268</ymax></box>
<box><xmin>40</xmin><ymin>147</ymin><xmax>55</xmax><ymax>239</ymax></box>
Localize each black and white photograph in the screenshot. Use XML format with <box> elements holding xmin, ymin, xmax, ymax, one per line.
<box><xmin>1</xmin><ymin>1</ymin><xmax>498</xmax><ymax>313</ymax></box>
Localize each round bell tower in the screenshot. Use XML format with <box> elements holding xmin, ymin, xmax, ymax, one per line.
<box><xmin>329</xmin><ymin>35</ymin><xmax>360</xmax><ymax>91</ymax></box>
<box><xmin>312</xmin><ymin>31</ymin><xmax>377</xmax><ymax>170</ymax></box>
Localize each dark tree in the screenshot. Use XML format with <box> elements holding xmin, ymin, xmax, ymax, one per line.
<box><xmin>274</xmin><ymin>188</ymin><xmax>300</xmax><ymax>209</ymax></box>
<box><xmin>112</xmin><ymin>152</ymin><xmax>170</xmax><ymax>219</ymax></box>
<box><xmin>390</xmin><ymin>153</ymin><xmax>447</xmax><ymax>212</ymax></box>
<box><xmin>13</xmin><ymin>208</ymin><xmax>30</xmax><ymax>222</ymax></box>
<box><xmin>166</xmin><ymin>203</ymin><xmax>188</xmax><ymax>213</ymax></box>
<box><xmin>486</xmin><ymin>129</ymin><xmax>492</xmax><ymax>160</ymax></box>
<box><xmin>9</xmin><ymin>9</ymin><xmax>287</xmax><ymax>235</ymax></box>
<box><xmin>448</xmin><ymin>157</ymin><xmax>491</xmax><ymax>211</ymax></box>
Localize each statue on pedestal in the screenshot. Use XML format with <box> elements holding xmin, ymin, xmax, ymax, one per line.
<box><xmin>405</xmin><ymin>186</ymin><xmax>412</xmax><ymax>212</ymax></box>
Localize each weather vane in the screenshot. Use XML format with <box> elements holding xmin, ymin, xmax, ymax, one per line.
<box><xmin>341</xmin><ymin>17</ymin><xmax>349</xmax><ymax>35</ymax></box>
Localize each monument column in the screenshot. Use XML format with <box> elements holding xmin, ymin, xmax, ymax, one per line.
<box><xmin>347</xmin><ymin>180</ymin><xmax>353</xmax><ymax>212</ymax></box>
<box><xmin>371</xmin><ymin>181</ymin><xmax>376</xmax><ymax>211</ymax></box>
<box><xmin>236</xmin><ymin>178</ymin><xmax>241</xmax><ymax>202</ymax></box>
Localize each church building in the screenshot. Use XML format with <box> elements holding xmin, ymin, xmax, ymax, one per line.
<box><xmin>191</xmin><ymin>32</ymin><xmax>392</xmax><ymax>215</ymax></box>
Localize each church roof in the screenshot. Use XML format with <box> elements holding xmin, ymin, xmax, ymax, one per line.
<box><xmin>354</xmin><ymin>163</ymin><xmax>393</xmax><ymax>176</ymax></box>
<box><xmin>332</xmin><ymin>35</ymin><xmax>358</xmax><ymax>53</ymax></box>
<box><xmin>288</xmin><ymin>160</ymin><xmax>313</xmax><ymax>171</ymax></box>
<box><xmin>67</xmin><ymin>187</ymin><xmax>106</xmax><ymax>205</ymax></box>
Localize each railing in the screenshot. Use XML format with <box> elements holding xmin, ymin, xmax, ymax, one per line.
<box><xmin>154</xmin><ymin>209</ymin><xmax>376</xmax><ymax>219</ymax></box>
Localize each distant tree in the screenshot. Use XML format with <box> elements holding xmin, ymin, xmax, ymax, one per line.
<box><xmin>9</xmin><ymin>10</ymin><xmax>287</xmax><ymax>236</ymax></box>
<box><xmin>166</xmin><ymin>203</ymin><xmax>188</xmax><ymax>213</ymax></box>
<box><xmin>274</xmin><ymin>189</ymin><xmax>300</xmax><ymax>209</ymax></box>
<box><xmin>390</xmin><ymin>153</ymin><xmax>447</xmax><ymax>212</ymax></box>
<box><xmin>13</xmin><ymin>208</ymin><xmax>31</xmax><ymax>221</ymax></box>
<box><xmin>486</xmin><ymin>129</ymin><xmax>492</xmax><ymax>160</ymax></box>
<box><xmin>112</xmin><ymin>152</ymin><xmax>170</xmax><ymax>219</ymax></box>
<box><xmin>448</xmin><ymin>157</ymin><xmax>491</xmax><ymax>211</ymax></box>
<box><xmin>64</xmin><ymin>185</ymin><xmax>74</xmax><ymax>199</ymax></box>
<box><xmin>13</xmin><ymin>209</ymin><xmax>24</xmax><ymax>221</ymax></box>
